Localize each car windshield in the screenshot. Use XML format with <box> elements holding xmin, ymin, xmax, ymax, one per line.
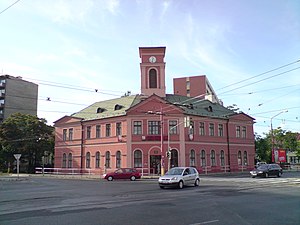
<box><xmin>166</xmin><ymin>168</ymin><xmax>184</xmax><ymax>175</ymax></box>
<box><xmin>257</xmin><ymin>165</ymin><xmax>268</xmax><ymax>170</ymax></box>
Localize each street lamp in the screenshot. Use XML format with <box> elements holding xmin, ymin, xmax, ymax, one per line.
<box><xmin>147</xmin><ymin>109</ymin><xmax>165</xmax><ymax>175</ymax></box>
<box><xmin>271</xmin><ymin>110</ymin><xmax>288</xmax><ymax>162</ymax></box>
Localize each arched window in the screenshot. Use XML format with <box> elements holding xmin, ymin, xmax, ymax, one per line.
<box><xmin>149</xmin><ymin>69</ymin><xmax>157</xmax><ymax>88</ymax></box>
<box><xmin>211</xmin><ymin>150</ymin><xmax>216</xmax><ymax>166</ymax></box>
<box><xmin>105</xmin><ymin>151</ymin><xmax>110</xmax><ymax>168</ymax></box>
<box><xmin>95</xmin><ymin>151</ymin><xmax>100</xmax><ymax>168</ymax></box>
<box><xmin>86</xmin><ymin>152</ymin><xmax>91</xmax><ymax>168</ymax></box>
<box><xmin>190</xmin><ymin>149</ymin><xmax>195</xmax><ymax>167</ymax></box>
<box><xmin>238</xmin><ymin>151</ymin><xmax>242</xmax><ymax>165</ymax></box>
<box><xmin>134</xmin><ymin>150</ymin><xmax>142</xmax><ymax>168</ymax></box>
<box><xmin>62</xmin><ymin>153</ymin><xmax>67</xmax><ymax>168</ymax></box>
<box><xmin>68</xmin><ymin>153</ymin><xmax>72</xmax><ymax>168</ymax></box>
<box><xmin>201</xmin><ymin>150</ymin><xmax>206</xmax><ymax>167</ymax></box>
<box><xmin>243</xmin><ymin>151</ymin><xmax>248</xmax><ymax>166</ymax></box>
<box><xmin>116</xmin><ymin>151</ymin><xmax>121</xmax><ymax>168</ymax></box>
<box><xmin>220</xmin><ymin>150</ymin><xmax>225</xmax><ymax>166</ymax></box>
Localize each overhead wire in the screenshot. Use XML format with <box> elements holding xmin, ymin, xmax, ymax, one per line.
<box><xmin>0</xmin><ymin>0</ymin><xmax>21</xmax><ymax>15</ymax></box>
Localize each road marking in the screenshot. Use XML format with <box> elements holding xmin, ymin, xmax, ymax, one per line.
<box><xmin>189</xmin><ymin>220</ymin><xmax>219</xmax><ymax>225</ymax></box>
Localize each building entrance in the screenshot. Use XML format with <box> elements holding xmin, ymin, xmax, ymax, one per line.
<box><xmin>150</xmin><ymin>155</ymin><xmax>161</xmax><ymax>175</ymax></box>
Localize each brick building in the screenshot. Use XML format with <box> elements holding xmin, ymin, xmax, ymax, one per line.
<box><xmin>54</xmin><ymin>47</ymin><xmax>255</xmax><ymax>175</ymax></box>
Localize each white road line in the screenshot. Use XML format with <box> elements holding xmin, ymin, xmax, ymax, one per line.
<box><xmin>189</xmin><ymin>219</ymin><xmax>219</xmax><ymax>225</ymax></box>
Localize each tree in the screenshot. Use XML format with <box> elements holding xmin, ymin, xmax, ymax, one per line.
<box><xmin>255</xmin><ymin>133</ymin><xmax>272</xmax><ymax>163</ymax></box>
<box><xmin>0</xmin><ymin>113</ymin><xmax>54</xmax><ymax>173</ymax></box>
<box><xmin>255</xmin><ymin>128</ymin><xmax>300</xmax><ymax>164</ymax></box>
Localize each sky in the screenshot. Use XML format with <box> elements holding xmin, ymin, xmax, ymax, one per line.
<box><xmin>0</xmin><ymin>0</ymin><xmax>299</xmax><ymax>136</ymax></box>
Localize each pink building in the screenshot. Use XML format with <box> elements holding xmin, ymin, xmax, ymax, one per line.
<box><xmin>54</xmin><ymin>46</ymin><xmax>255</xmax><ymax>175</ymax></box>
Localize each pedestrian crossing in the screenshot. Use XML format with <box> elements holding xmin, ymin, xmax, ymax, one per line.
<box><xmin>202</xmin><ymin>176</ymin><xmax>300</xmax><ymax>187</ymax></box>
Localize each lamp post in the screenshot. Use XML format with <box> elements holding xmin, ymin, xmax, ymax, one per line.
<box><xmin>147</xmin><ymin>109</ymin><xmax>165</xmax><ymax>175</ymax></box>
<box><xmin>271</xmin><ymin>110</ymin><xmax>288</xmax><ymax>162</ymax></box>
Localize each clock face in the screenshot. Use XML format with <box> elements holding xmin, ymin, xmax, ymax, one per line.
<box><xmin>149</xmin><ymin>56</ymin><xmax>156</xmax><ymax>63</ymax></box>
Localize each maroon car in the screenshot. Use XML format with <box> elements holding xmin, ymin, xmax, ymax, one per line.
<box><xmin>103</xmin><ymin>168</ymin><xmax>141</xmax><ymax>181</ymax></box>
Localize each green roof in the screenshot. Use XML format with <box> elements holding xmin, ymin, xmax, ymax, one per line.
<box><xmin>71</xmin><ymin>95</ymin><xmax>140</xmax><ymax>121</ymax></box>
<box><xmin>71</xmin><ymin>94</ymin><xmax>235</xmax><ymax>121</ymax></box>
<box><xmin>165</xmin><ymin>94</ymin><xmax>235</xmax><ymax>119</ymax></box>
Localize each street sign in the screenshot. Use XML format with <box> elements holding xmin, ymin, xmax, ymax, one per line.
<box><xmin>13</xmin><ymin>154</ymin><xmax>21</xmax><ymax>179</ymax></box>
<box><xmin>14</xmin><ymin>154</ymin><xmax>21</xmax><ymax>160</ymax></box>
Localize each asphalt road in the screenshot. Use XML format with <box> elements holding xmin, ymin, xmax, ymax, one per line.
<box><xmin>0</xmin><ymin>172</ymin><xmax>299</xmax><ymax>225</ymax></box>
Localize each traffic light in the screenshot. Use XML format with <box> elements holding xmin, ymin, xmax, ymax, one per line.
<box><xmin>166</xmin><ymin>150</ymin><xmax>171</xmax><ymax>159</ymax></box>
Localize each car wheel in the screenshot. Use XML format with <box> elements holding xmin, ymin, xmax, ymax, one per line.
<box><xmin>277</xmin><ymin>172</ymin><xmax>282</xmax><ymax>177</ymax></box>
<box><xmin>159</xmin><ymin>186</ymin><xmax>165</xmax><ymax>189</ymax></box>
<box><xmin>178</xmin><ymin>180</ymin><xmax>184</xmax><ymax>189</ymax></box>
<box><xmin>130</xmin><ymin>176</ymin><xmax>136</xmax><ymax>181</ymax></box>
<box><xmin>194</xmin><ymin>179</ymin><xmax>200</xmax><ymax>186</ymax></box>
<box><xmin>265</xmin><ymin>173</ymin><xmax>269</xmax><ymax>178</ymax></box>
<box><xmin>107</xmin><ymin>176</ymin><xmax>113</xmax><ymax>181</ymax></box>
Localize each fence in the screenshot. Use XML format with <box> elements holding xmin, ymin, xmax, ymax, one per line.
<box><xmin>35</xmin><ymin>167</ymin><xmax>96</xmax><ymax>176</ymax></box>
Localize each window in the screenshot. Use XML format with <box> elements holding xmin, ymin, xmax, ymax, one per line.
<box><xmin>96</xmin><ymin>125</ymin><xmax>101</xmax><ymax>138</ymax></box>
<box><xmin>218</xmin><ymin>124</ymin><xmax>223</xmax><ymax>137</ymax></box>
<box><xmin>211</xmin><ymin>150</ymin><xmax>216</xmax><ymax>166</ymax></box>
<box><xmin>169</xmin><ymin>120</ymin><xmax>178</xmax><ymax>134</ymax></box>
<box><xmin>69</xmin><ymin>128</ymin><xmax>73</xmax><ymax>141</ymax></box>
<box><xmin>62</xmin><ymin>153</ymin><xmax>67</xmax><ymax>168</ymax></box>
<box><xmin>86</xmin><ymin>152</ymin><xmax>91</xmax><ymax>168</ymax></box>
<box><xmin>134</xmin><ymin>150</ymin><xmax>142</xmax><ymax>167</ymax></box>
<box><xmin>63</xmin><ymin>129</ymin><xmax>67</xmax><ymax>141</ymax></box>
<box><xmin>116</xmin><ymin>122</ymin><xmax>122</xmax><ymax>136</ymax></box>
<box><xmin>186</xmin><ymin>80</ymin><xmax>190</xmax><ymax>89</ymax></box>
<box><xmin>68</xmin><ymin>153</ymin><xmax>72</xmax><ymax>168</ymax></box>
<box><xmin>242</xmin><ymin>126</ymin><xmax>246</xmax><ymax>138</ymax></box>
<box><xmin>116</xmin><ymin>151</ymin><xmax>121</xmax><ymax>168</ymax></box>
<box><xmin>236</xmin><ymin>126</ymin><xmax>241</xmax><ymax>138</ymax></box>
<box><xmin>190</xmin><ymin>149</ymin><xmax>195</xmax><ymax>167</ymax></box>
<box><xmin>238</xmin><ymin>151</ymin><xmax>242</xmax><ymax>165</ymax></box>
<box><xmin>199</xmin><ymin>122</ymin><xmax>205</xmax><ymax>136</ymax></box>
<box><xmin>105</xmin><ymin>151</ymin><xmax>110</xmax><ymax>168</ymax></box>
<box><xmin>87</xmin><ymin>126</ymin><xmax>91</xmax><ymax>139</ymax></box>
<box><xmin>209</xmin><ymin>123</ymin><xmax>214</xmax><ymax>136</ymax></box>
<box><xmin>148</xmin><ymin>121</ymin><xmax>160</xmax><ymax>135</ymax></box>
<box><xmin>95</xmin><ymin>151</ymin><xmax>100</xmax><ymax>168</ymax></box>
<box><xmin>201</xmin><ymin>150</ymin><xmax>206</xmax><ymax>167</ymax></box>
<box><xmin>149</xmin><ymin>69</ymin><xmax>157</xmax><ymax>88</ymax></box>
<box><xmin>189</xmin><ymin>121</ymin><xmax>194</xmax><ymax>135</ymax></box>
<box><xmin>106</xmin><ymin>124</ymin><xmax>111</xmax><ymax>137</ymax></box>
<box><xmin>220</xmin><ymin>150</ymin><xmax>225</xmax><ymax>166</ymax></box>
<box><xmin>243</xmin><ymin>151</ymin><xmax>248</xmax><ymax>166</ymax></box>
<box><xmin>133</xmin><ymin>121</ymin><xmax>142</xmax><ymax>135</ymax></box>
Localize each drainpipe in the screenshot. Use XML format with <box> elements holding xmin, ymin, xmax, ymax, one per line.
<box><xmin>226</xmin><ymin>118</ymin><xmax>231</xmax><ymax>172</ymax></box>
<box><xmin>80</xmin><ymin>120</ymin><xmax>84</xmax><ymax>172</ymax></box>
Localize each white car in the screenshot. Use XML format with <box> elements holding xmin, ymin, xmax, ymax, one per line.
<box><xmin>158</xmin><ymin>167</ymin><xmax>200</xmax><ymax>189</ymax></box>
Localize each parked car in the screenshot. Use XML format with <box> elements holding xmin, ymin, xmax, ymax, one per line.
<box><xmin>255</xmin><ymin>161</ymin><xmax>267</xmax><ymax>168</ymax></box>
<box><xmin>103</xmin><ymin>168</ymin><xmax>141</xmax><ymax>181</ymax></box>
<box><xmin>158</xmin><ymin>167</ymin><xmax>200</xmax><ymax>189</ymax></box>
<box><xmin>250</xmin><ymin>164</ymin><xmax>283</xmax><ymax>178</ymax></box>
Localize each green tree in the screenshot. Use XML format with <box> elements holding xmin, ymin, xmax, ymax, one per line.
<box><xmin>255</xmin><ymin>133</ymin><xmax>271</xmax><ymax>163</ymax></box>
<box><xmin>0</xmin><ymin>113</ymin><xmax>54</xmax><ymax>173</ymax></box>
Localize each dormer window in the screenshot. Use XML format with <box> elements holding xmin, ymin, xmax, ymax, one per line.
<box><xmin>96</xmin><ymin>107</ymin><xmax>106</xmax><ymax>113</ymax></box>
<box><xmin>114</xmin><ymin>104</ymin><xmax>123</xmax><ymax>111</ymax></box>
<box><xmin>206</xmin><ymin>106</ymin><xmax>213</xmax><ymax>112</ymax></box>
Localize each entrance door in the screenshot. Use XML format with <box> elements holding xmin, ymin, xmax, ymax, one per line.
<box><xmin>150</xmin><ymin>155</ymin><xmax>161</xmax><ymax>175</ymax></box>
<box><xmin>170</xmin><ymin>149</ymin><xmax>178</xmax><ymax>168</ymax></box>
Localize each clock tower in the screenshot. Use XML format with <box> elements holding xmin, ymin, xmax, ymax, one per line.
<box><xmin>139</xmin><ymin>47</ymin><xmax>166</xmax><ymax>97</ymax></box>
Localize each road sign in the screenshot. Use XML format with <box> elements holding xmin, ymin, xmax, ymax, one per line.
<box><xmin>13</xmin><ymin>154</ymin><xmax>21</xmax><ymax>179</ymax></box>
<box><xmin>14</xmin><ymin>154</ymin><xmax>21</xmax><ymax>160</ymax></box>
